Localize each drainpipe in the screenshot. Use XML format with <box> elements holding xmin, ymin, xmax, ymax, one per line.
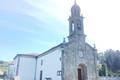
<box><xmin>61</xmin><ymin>42</ymin><xmax>65</xmax><ymax>80</ymax></box>
<box><xmin>34</xmin><ymin>57</ymin><xmax>37</xmax><ymax>80</ymax></box>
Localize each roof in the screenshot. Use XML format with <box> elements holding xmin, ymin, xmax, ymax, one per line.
<box><xmin>85</xmin><ymin>43</ymin><xmax>97</xmax><ymax>51</ymax></box>
<box><xmin>14</xmin><ymin>53</ymin><xmax>39</xmax><ymax>60</ymax></box>
<box><xmin>7</xmin><ymin>61</ymin><xmax>14</xmax><ymax>65</ymax></box>
<box><xmin>37</xmin><ymin>43</ymin><xmax>63</xmax><ymax>58</ymax></box>
<box><xmin>13</xmin><ymin>42</ymin><xmax>96</xmax><ymax>60</ymax></box>
<box><xmin>13</xmin><ymin>43</ymin><xmax>63</xmax><ymax>60</ymax></box>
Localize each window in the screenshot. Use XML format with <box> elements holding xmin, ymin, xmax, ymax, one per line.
<box><xmin>59</xmin><ymin>57</ymin><xmax>61</xmax><ymax>61</ymax></box>
<box><xmin>40</xmin><ymin>70</ymin><xmax>42</xmax><ymax>80</ymax></box>
<box><xmin>14</xmin><ymin>68</ymin><xmax>15</xmax><ymax>72</ymax></box>
<box><xmin>77</xmin><ymin>24</ymin><xmax>81</xmax><ymax>30</ymax></box>
<box><xmin>41</xmin><ymin>60</ymin><xmax>43</xmax><ymax>66</ymax></box>
<box><xmin>72</xmin><ymin>22</ymin><xmax>75</xmax><ymax>31</ymax></box>
<box><xmin>57</xmin><ymin>70</ymin><xmax>62</xmax><ymax>76</ymax></box>
<box><xmin>78</xmin><ymin>27</ymin><xmax>81</xmax><ymax>30</ymax></box>
<box><xmin>45</xmin><ymin>77</ymin><xmax>52</xmax><ymax>80</ymax></box>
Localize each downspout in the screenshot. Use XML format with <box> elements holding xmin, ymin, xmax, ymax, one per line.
<box><xmin>61</xmin><ymin>43</ymin><xmax>65</xmax><ymax>80</ymax></box>
<box><xmin>16</xmin><ymin>56</ymin><xmax>20</xmax><ymax>76</ymax></box>
<box><xmin>93</xmin><ymin>48</ymin><xmax>98</xmax><ymax>80</ymax></box>
<box><xmin>34</xmin><ymin>57</ymin><xmax>37</xmax><ymax>80</ymax></box>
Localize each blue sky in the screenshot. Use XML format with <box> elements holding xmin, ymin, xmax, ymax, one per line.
<box><xmin>0</xmin><ymin>0</ymin><xmax>69</xmax><ymax>60</ymax></box>
<box><xmin>1</xmin><ymin>0</ymin><xmax>120</xmax><ymax>60</ymax></box>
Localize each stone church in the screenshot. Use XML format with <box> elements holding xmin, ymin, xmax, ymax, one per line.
<box><xmin>8</xmin><ymin>1</ymin><xmax>98</xmax><ymax>80</ymax></box>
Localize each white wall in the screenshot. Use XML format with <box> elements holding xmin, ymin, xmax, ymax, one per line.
<box><xmin>7</xmin><ymin>64</ymin><xmax>14</xmax><ymax>79</ymax></box>
<box><xmin>36</xmin><ymin>48</ymin><xmax>62</xmax><ymax>80</ymax></box>
<box><xmin>18</xmin><ymin>57</ymin><xmax>36</xmax><ymax>80</ymax></box>
<box><xmin>14</xmin><ymin>57</ymin><xmax>19</xmax><ymax>76</ymax></box>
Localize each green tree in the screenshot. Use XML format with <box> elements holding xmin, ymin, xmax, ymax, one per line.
<box><xmin>99</xmin><ymin>64</ymin><xmax>106</xmax><ymax>76</ymax></box>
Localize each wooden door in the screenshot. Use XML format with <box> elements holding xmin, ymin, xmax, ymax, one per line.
<box><xmin>78</xmin><ymin>68</ymin><xmax>82</xmax><ymax>80</ymax></box>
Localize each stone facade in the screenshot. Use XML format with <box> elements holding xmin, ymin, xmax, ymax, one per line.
<box><xmin>62</xmin><ymin>2</ymin><xmax>98</xmax><ymax>80</ymax></box>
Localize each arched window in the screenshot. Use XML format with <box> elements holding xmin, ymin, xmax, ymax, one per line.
<box><xmin>72</xmin><ymin>22</ymin><xmax>75</xmax><ymax>32</ymax></box>
<box><xmin>77</xmin><ymin>24</ymin><xmax>81</xmax><ymax>30</ymax></box>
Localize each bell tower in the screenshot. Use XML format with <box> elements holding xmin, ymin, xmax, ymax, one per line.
<box><xmin>62</xmin><ymin>1</ymin><xmax>98</xmax><ymax>80</ymax></box>
<box><xmin>68</xmin><ymin>0</ymin><xmax>85</xmax><ymax>43</ymax></box>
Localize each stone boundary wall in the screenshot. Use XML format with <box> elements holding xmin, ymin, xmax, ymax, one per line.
<box><xmin>100</xmin><ymin>77</ymin><xmax>120</xmax><ymax>80</ymax></box>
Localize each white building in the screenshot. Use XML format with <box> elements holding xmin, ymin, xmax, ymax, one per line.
<box><xmin>7</xmin><ymin>61</ymin><xmax>14</xmax><ymax>79</ymax></box>
<box><xmin>8</xmin><ymin>1</ymin><xmax>98</xmax><ymax>80</ymax></box>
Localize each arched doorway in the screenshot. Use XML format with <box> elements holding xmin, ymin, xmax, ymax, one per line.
<box><xmin>78</xmin><ymin>64</ymin><xmax>87</xmax><ymax>80</ymax></box>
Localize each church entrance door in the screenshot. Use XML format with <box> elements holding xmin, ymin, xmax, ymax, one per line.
<box><xmin>78</xmin><ymin>68</ymin><xmax>82</xmax><ymax>80</ymax></box>
<box><xmin>78</xmin><ymin>64</ymin><xmax>87</xmax><ymax>80</ymax></box>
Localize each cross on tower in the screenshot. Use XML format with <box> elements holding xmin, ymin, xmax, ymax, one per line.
<box><xmin>74</xmin><ymin>0</ymin><xmax>76</xmax><ymax>4</ymax></box>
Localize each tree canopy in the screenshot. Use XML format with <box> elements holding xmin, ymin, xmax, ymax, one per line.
<box><xmin>104</xmin><ymin>49</ymin><xmax>120</xmax><ymax>73</ymax></box>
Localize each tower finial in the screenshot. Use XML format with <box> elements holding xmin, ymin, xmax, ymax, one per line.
<box><xmin>74</xmin><ymin>0</ymin><xmax>77</xmax><ymax>4</ymax></box>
